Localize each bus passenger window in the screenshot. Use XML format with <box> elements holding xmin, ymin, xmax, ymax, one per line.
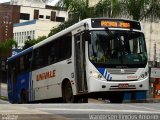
<box><xmin>32</xmin><ymin>47</ymin><xmax>45</xmax><ymax>69</ymax></box>
<box><xmin>59</xmin><ymin>37</ymin><xmax>72</xmax><ymax>60</ymax></box>
<box><xmin>20</xmin><ymin>57</ymin><xmax>25</xmax><ymax>72</ymax></box>
<box><xmin>47</xmin><ymin>43</ymin><xmax>57</xmax><ymax>64</ymax></box>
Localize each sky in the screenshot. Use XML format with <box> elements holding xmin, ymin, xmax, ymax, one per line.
<box><xmin>0</xmin><ymin>0</ymin><xmax>59</xmax><ymax>5</ymax></box>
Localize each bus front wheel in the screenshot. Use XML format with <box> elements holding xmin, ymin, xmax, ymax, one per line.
<box><xmin>62</xmin><ymin>81</ymin><xmax>74</xmax><ymax>103</ymax></box>
<box><xmin>108</xmin><ymin>92</ymin><xmax>124</xmax><ymax>103</ymax></box>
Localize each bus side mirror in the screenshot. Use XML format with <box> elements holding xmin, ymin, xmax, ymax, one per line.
<box><xmin>84</xmin><ymin>30</ymin><xmax>91</xmax><ymax>43</ymax></box>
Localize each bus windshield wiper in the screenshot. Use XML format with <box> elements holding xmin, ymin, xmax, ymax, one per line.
<box><xmin>104</xmin><ymin>27</ymin><xmax>124</xmax><ymax>64</ymax></box>
<box><xmin>105</xmin><ymin>27</ymin><xmax>120</xmax><ymax>41</ymax></box>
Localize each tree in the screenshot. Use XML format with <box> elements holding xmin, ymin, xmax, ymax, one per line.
<box><xmin>94</xmin><ymin>0</ymin><xmax>121</xmax><ymax>18</ymax></box>
<box><xmin>48</xmin><ymin>18</ymin><xmax>78</xmax><ymax>37</ymax></box>
<box><xmin>0</xmin><ymin>39</ymin><xmax>17</xmax><ymax>87</ymax></box>
<box><xmin>0</xmin><ymin>39</ymin><xmax>17</xmax><ymax>57</ymax></box>
<box><xmin>98</xmin><ymin>0</ymin><xmax>160</xmax><ymax>21</ymax></box>
<box><xmin>48</xmin><ymin>0</ymin><xmax>95</xmax><ymax>36</ymax></box>
<box><xmin>48</xmin><ymin>0</ymin><xmax>123</xmax><ymax>36</ymax></box>
<box><xmin>23</xmin><ymin>36</ymin><xmax>47</xmax><ymax>49</ymax></box>
<box><xmin>57</xmin><ymin>0</ymin><xmax>91</xmax><ymax>20</ymax></box>
<box><xmin>49</xmin><ymin>0</ymin><xmax>160</xmax><ymax>38</ymax></box>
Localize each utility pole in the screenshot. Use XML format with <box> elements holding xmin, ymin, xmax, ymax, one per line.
<box><xmin>153</xmin><ymin>42</ymin><xmax>157</xmax><ymax>67</ymax></box>
<box><xmin>0</xmin><ymin>58</ymin><xmax>1</xmax><ymax>98</ymax></box>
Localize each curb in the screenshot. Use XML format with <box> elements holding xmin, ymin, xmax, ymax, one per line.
<box><xmin>123</xmin><ymin>98</ymin><xmax>160</xmax><ymax>103</ymax></box>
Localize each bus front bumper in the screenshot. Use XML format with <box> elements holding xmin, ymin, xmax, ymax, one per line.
<box><xmin>88</xmin><ymin>76</ymin><xmax>149</xmax><ymax>92</ymax></box>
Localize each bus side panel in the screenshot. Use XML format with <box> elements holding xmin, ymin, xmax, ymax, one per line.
<box><xmin>31</xmin><ymin>61</ymin><xmax>75</xmax><ymax>101</ymax></box>
<box><xmin>7</xmin><ymin>72</ymin><xmax>30</xmax><ymax>103</ymax></box>
<box><xmin>31</xmin><ymin>64</ymin><xmax>61</xmax><ymax>101</ymax></box>
<box><xmin>16</xmin><ymin>72</ymin><xmax>30</xmax><ymax>103</ymax></box>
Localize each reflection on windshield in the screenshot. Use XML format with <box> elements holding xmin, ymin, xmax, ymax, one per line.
<box><xmin>89</xmin><ymin>30</ymin><xmax>147</xmax><ymax>67</ymax></box>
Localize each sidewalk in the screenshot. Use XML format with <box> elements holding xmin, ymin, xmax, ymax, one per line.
<box><xmin>0</xmin><ymin>83</ymin><xmax>8</xmax><ymax>99</ymax></box>
<box><xmin>1</xmin><ymin>83</ymin><xmax>7</xmax><ymax>90</ymax></box>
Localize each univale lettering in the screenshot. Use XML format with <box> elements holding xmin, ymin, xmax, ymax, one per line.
<box><xmin>36</xmin><ymin>70</ymin><xmax>56</xmax><ymax>81</ymax></box>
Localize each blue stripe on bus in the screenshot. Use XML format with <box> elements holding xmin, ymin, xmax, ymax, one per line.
<box><xmin>107</xmin><ymin>74</ymin><xmax>110</xmax><ymax>80</ymax></box>
<box><xmin>8</xmin><ymin>47</ymin><xmax>33</xmax><ymax>62</ymax></box>
<box><xmin>98</xmin><ymin>68</ymin><xmax>112</xmax><ymax>81</ymax></box>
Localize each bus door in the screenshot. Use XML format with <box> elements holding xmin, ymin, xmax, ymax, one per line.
<box><xmin>74</xmin><ymin>33</ymin><xmax>88</xmax><ymax>93</ymax></box>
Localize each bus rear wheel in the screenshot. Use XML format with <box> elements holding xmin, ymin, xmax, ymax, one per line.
<box><xmin>20</xmin><ymin>90</ymin><xmax>28</xmax><ymax>104</ymax></box>
<box><xmin>62</xmin><ymin>81</ymin><xmax>74</xmax><ymax>103</ymax></box>
<box><xmin>75</xmin><ymin>97</ymin><xmax>88</xmax><ymax>103</ymax></box>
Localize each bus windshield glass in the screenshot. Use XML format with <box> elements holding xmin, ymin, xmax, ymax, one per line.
<box><xmin>89</xmin><ymin>30</ymin><xmax>147</xmax><ymax>68</ymax></box>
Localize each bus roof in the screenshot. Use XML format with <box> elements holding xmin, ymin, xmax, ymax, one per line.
<box><xmin>32</xmin><ymin>18</ymin><xmax>141</xmax><ymax>49</ymax></box>
<box><xmin>8</xmin><ymin>18</ymin><xmax>141</xmax><ymax>62</ymax></box>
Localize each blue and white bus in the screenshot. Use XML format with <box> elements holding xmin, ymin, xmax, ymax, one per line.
<box><xmin>7</xmin><ymin>18</ymin><xmax>148</xmax><ymax>103</ymax></box>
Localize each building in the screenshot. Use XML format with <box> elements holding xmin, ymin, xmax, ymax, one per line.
<box><xmin>10</xmin><ymin>0</ymin><xmax>68</xmax><ymax>48</ymax></box>
<box><xmin>14</xmin><ymin>19</ymin><xmax>64</xmax><ymax>48</ymax></box>
<box><xmin>0</xmin><ymin>4</ymin><xmax>20</xmax><ymax>41</ymax></box>
<box><xmin>10</xmin><ymin>0</ymin><xmax>47</xmax><ymax>8</ymax></box>
<box><xmin>142</xmin><ymin>22</ymin><xmax>160</xmax><ymax>65</ymax></box>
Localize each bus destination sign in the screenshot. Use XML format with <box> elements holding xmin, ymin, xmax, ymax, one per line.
<box><xmin>91</xmin><ymin>19</ymin><xmax>141</xmax><ymax>30</ymax></box>
<box><xmin>101</xmin><ymin>20</ymin><xmax>130</xmax><ymax>28</ymax></box>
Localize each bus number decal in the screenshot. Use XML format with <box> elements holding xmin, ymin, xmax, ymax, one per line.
<box><xmin>36</xmin><ymin>70</ymin><xmax>56</xmax><ymax>81</ymax></box>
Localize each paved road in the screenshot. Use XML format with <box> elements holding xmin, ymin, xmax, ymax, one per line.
<box><xmin>0</xmin><ymin>103</ymin><xmax>159</xmax><ymax>120</ymax></box>
<box><xmin>0</xmin><ymin>83</ymin><xmax>160</xmax><ymax>120</ymax></box>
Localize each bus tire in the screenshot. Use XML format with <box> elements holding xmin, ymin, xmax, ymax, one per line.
<box><xmin>20</xmin><ymin>90</ymin><xmax>28</xmax><ymax>104</ymax></box>
<box><xmin>108</xmin><ymin>92</ymin><xmax>124</xmax><ymax>103</ymax></box>
<box><xmin>75</xmin><ymin>97</ymin><xmax>88</xmax><ymax>103</ymax></box>
<box><xmin>62</xmin><ymin>81</ymin><xmax>74</xmax><ymax>103</ymax></box>
<box><xmin>80</xmin><ymin>98</ymin><xmax>88</xmax><ymax>103</ymax></box>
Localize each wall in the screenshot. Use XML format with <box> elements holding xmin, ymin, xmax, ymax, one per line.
<box><xmin>20</xmin><ymin>6</ymin><xmax>68</xmax><ymax>23</ymax></box>
<box><xmin>35</xmin><ymin>20</ymin><xmax>61</xmax><ymax>38</ymax></box>
<box><xmin>13</xmin><ymin>20</ymin><xmax>61</xmax><ymax>48</ymax></box>
<box><xmin>142</xmin><ymin>22</ymin><xmax>160</xmax><ymax>63</ymax></box>
<box><xmin>11</xmin><ymin>0</ymin><xmax>46</xmax><ymax>8</ymax></box>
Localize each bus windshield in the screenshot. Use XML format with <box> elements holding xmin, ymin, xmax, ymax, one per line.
<box><xmin>89</xmin><ymin>30</ymin><xmax>147</xmax><ymax>68</ymax></box>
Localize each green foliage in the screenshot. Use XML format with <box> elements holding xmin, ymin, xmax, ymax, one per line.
<box><xmin>23</xmin><ymin>36</ymin><xmax>47</xmax><ymax>50</ymax></box>
<box><xmin>48</xmin><ymin>18</ymin><xmax>78</xmax><ymax>37</ymax></box>
<box><xmin>0</xmin><ymin>39</ymin><xmax>17</xmax><ymax>56</ymax></box>
<box><xmin>22</xmin><ymin>39</ymin><xmax>37</xmax><ymax>50</ymax></box>
<box><xmin>111</xmin><ymin>0</ymin><xmax>160</xmax><ymax>21</ymax></box>
<box><xmin>36</xmin><ymin>36</ymin><xmax>47</xmax><ymax>43</ymax></box>
<box><xmin>49</xmin><ymin>0</ymin><xmax>91</xmax><ymax>36</ymax></box>
<box><xmin>49</xmin><ymin>0</ymin><xmax>160</xmax><ymax>37</ymax></box>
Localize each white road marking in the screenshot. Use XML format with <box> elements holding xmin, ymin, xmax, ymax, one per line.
<box><xmin>125</xmin><ymin>104</ymin><xmax>160</xmax><ymax>113</ymax></box>
<box><xmin>37</xmin><ymin>108</ymin><xmax>160</xmax><ymax>114</ymax></box>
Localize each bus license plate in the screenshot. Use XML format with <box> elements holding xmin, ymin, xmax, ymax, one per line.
<box><xmin>118</xmin><ymin>84</ymin><xmax>129</xmax><ymax>88</ymax></box>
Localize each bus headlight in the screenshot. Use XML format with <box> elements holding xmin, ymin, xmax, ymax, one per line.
<box><xmin>90</xmin><ymin>71</ymin><xmax>104</xmax><ymax>80</ymax></box>
<box><xmin>139</xmin><ymin>72</ymin><xmax>148</xmax><ymax>79</ymax></box>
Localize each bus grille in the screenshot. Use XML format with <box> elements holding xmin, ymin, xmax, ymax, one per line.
<box><xmin>107</xmin><ymin>68</ymin><xmax>138</xmax><ymax>74</ymax></box>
